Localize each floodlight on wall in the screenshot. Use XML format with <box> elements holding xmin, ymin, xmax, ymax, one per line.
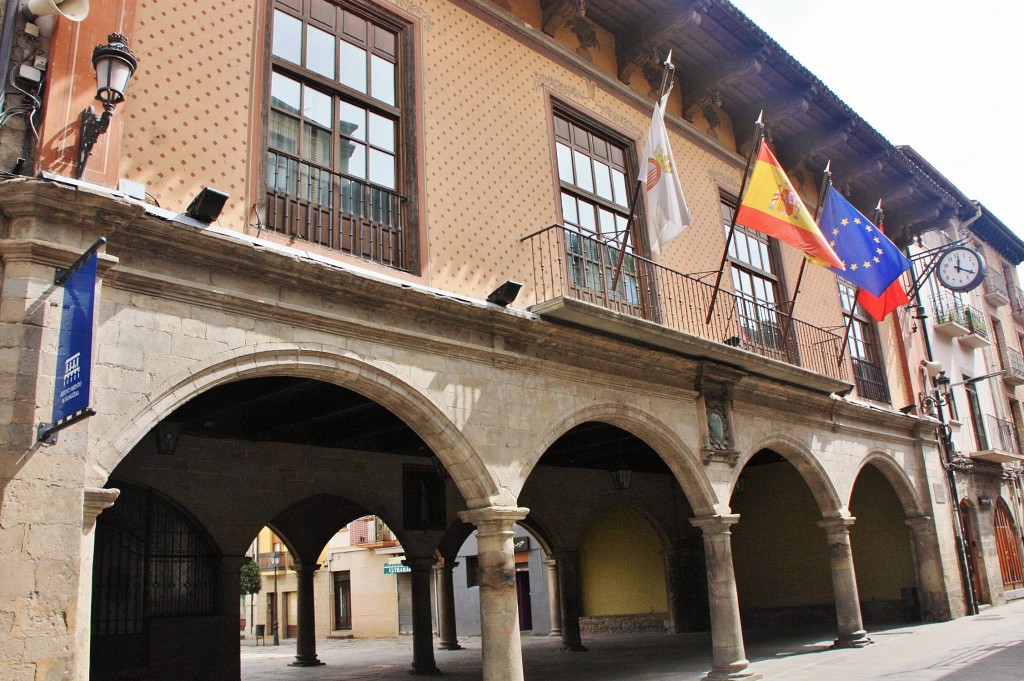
<box><xmin>899</xmin><ymin>404</ymin><xmax>917</xmax><ymax>415</ymax></box>
<box><xmin>921</xmin><ymin>360</ymin><xmax>943</xmax><ymax>378</ymax></box>
<box><xmin>832</xmin><ymin>385</ymin><xmax>854</xmax><ymax>398</ymax></box>
<box><xmin>610</xmin><ymin>467</ymin><xmax>632</xmax><ymax>490</ymax></box>
<box><xmin>486</xmin><ymin>280</ymin><xmax>522</xmax><ymax>307</ymax></box>
<box><xmin>76</xmin><ymin>33</ymin><xmax>137</xmax><ymax>179</ymax></box>
<box><xmin>978</xmin><ymin>495</ymin><xmax>992</xmax><ymax>508</ymax></box>
<box><xmin>185</xmin><ymin>187</ymin><xmax>229</xmax><ymax>223</ymax></box>
<box><xmin>21</xmin><ymin>0</ymin><xmax>89</xmax><ymax>22</ymax></box>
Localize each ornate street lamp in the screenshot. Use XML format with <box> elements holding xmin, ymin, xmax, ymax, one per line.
<box><xmin>271</xmin><ymin>551</ymin><xmax>281</xmax><ymax>646</ymax></box>
<box><xmin>76</xmin><ymin>33</ymin><xmax>138</xmax><ymax>179</ymax></box>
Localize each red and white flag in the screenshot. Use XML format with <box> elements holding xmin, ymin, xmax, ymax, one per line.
<box><xmin>640</xmin><ymin>94</ymin><xmax>692</xmax><ymax>254</ymax></box>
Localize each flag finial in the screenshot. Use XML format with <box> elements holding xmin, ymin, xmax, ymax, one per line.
<box><xmin>824</xmin><ymin>160</ymin><xmax>831</xmax><ymax>174</ymax></box>
<box><xmin>756</xmin><ymin>110</ymin><xmax>763</xmax><ymax>125</ymax></box>
<box><xmin>664</xmin><ymin>49</ymin><xmax>673</xmax><ymax>68</ymax></box>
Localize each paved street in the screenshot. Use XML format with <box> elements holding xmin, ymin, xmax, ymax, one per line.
<box><xmin>242</xmin><ymin>599</ymin><xmax>1024</xmax><ymax>680</ymax></box>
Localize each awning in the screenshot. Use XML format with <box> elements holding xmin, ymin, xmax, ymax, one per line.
<box><xmin>383</xmin><ymin>562</ymin><xmax>410</xmax><ymax>574</ymax></box>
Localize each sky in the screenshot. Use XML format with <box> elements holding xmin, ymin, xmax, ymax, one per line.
<box><xmin>728</xmin><ymin>0</ymin><xmax>1024</xmax><ymax>236</ymax></box>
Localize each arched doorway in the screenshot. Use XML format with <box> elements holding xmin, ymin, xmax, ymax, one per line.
<box><xmin>993</xmin><ymin>499</ymin><xmax>1024</xmax><ymax>592</ymax></box>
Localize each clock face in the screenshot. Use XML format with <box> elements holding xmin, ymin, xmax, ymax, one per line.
<box><xmin>937</xmin><ymin>246</ymin><xmax>986</xmax><ymax>293</ymax></box>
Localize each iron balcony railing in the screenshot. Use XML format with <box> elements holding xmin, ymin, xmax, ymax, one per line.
<box><xmin>1012</xmin><ymin>287</ymin><xmax>1024</xmax><ymax>320</ymax></box>
<box><xmin>257</xmin><ymin>551</ymin><xmax>295</xmax><ymax>572</ymax></box>
<box><xmin>1003</xmin><ymin>347</ymin><xmax>1024</xmax><ymax>385</ymax></box>
<box><xmin>522</xmin><ymin>224</ymin><xmax>849</xmax><ymax>381</ymax></box>
<box><xmin>851</xmin><ymin>357</ymin><xmax>890</xmax><ymax>404</ymax></box>
<box><xmin>265</xmin><ymin>150</ymin><xmax>408</xmax><ymax>271</ymax></box>
<box><xmin>984</xmin><ymin>268</ymin><xmax>1009</xmax><ymax>302</ymax></box>
<box><xmin>984</xmin><ymin>414</ymin><xmax>1020</xmax><ymax>455</ymax></box>
<box><xmin>931</xmin><ymin>292</ymin><xmax>988</xmax><ymax>338</ymax></box>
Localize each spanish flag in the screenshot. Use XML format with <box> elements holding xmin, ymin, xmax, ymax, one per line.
<box><xmin>734</xmin><ymin>144</ymin><xmax>844</xmax><ymax>269</ymax></box>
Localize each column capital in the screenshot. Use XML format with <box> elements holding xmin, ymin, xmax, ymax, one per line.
<box><xmin>291</xmin><ymin>561</ymin><xmax>321</xmax><ymax>574</ymax></box>
<box><xmin>83</xmin><ymin>487</ymin><xmax>119</xmax><ymax>527</ymax></box>
<box><xmin>904</xmin><ymin>515</ymin><xmax>934</xmax><ymax>531</ymax></box>
<box><xmin>817</xmin><ymin>517</ymin><xmax>856</xmax><ymax>534</ymax></box>
<box><xmin>690</xmin><ymin>514</ymin><xmax>740</xmax><ymax>535</ymax></box>
<box><xmin>458</xmin><ymin>505</ymin><xmax>529</xmax><ymax>534</ymax></box>
<box><xmin>543</xmin><ymin>558</ymin><xmax>557</xmax><ymax>568</ymax></box>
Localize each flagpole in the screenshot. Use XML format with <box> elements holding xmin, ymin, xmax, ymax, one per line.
<box><xmin>837</xmin><ymin>200</ymin><xmax>884</xmax><ymax>367</ymax></box>
<box><xmin>609</xmin><ymin>53</ymin><xmax>676</xmax><ymax>294</ymax></box>
<box><xmin>780</xmin><ymin>162</ymin><xmax>832</xmax><ymax>343</ymax></box>
<box><xmin>705</xmin><ymin>112</ymin><xmax>764</xmax><ymax>325</ymax></box>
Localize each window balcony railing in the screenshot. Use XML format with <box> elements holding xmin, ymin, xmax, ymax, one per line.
<box><xmin>521</xmin><ymin>224</ymin><xmax>849</xmax><ymax>382</ymax></box>
<box><xmin>257</xmin><ymin>551</ymin><xmax>295</xmax><ymax>572</ymax></box>
<box><xmin>265</xmin><ymin>150</ymin><xmax>408</xmax><ymax>271</ymax></box>
<box><xmin>932</xmin><ymin>292</ymin><xmax>988</xmax><ymax>344</ymax></box>
<box><xmin>1003</xmin><ymin>347</ymin><xmax>1024</xmax><ymax>386</ymax></box>
<box><xmin>851</xmin><ymin>357</ymin><xmax>891</xmax><ymax>404</ymax></box>
<box><xmin>1012</xmin><ymin>287</ymin><xmax>1024</xmax><ymax>322</ymax></box>
<box><xmin>983</xmin><ymin>268</ymin><xmax>1010</xmax><ymax>307</ymax></box>
<box><xmin>984</xmin><ymin>414</ymin><xmax>1020</xmax><ymax>456</ymax></box>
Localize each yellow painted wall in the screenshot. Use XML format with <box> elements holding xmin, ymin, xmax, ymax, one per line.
<box><xmin>730</xmin><ymin>459</ymin><xmax>833</xmax><ymax>607</ymax></box>
<box><xmin>579</xmin><ymin>505</ymin><xmax>667</xmax><ymax>616</ymax></box>
<box><xmin>850</xmin><ymin>465</ymin><xmax>916</xmax><ymax>600</ymax></box>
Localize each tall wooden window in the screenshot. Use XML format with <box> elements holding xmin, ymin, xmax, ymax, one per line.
<box><xmin>554</xmin><ymin>108</ymin><xmax>641</xmax><ymax>305</ymax></box>
<box><xmin>722</xmin><ymin>194</ymin><xmax>785</xmax><ymax>353</ymax></box>
<box><xmin>964</xmin><ymin>376</ymin><xmax>989</xmax><ymax>451</ymax></box>
<box><xmin>994</xmin><ymin>500</ymin><xmax>1024</xmax><ymax>591</ymax></box>
<box><xmin>838</xmin><ymin>281</ymin><xmax>890</xmax><ymax>403</ymax></box>
<box><xmin>266</xmin><ymin>0</ymin><xmax>416</xmax><ymax>272</ymax></box>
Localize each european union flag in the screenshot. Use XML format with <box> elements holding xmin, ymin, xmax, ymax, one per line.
<box><xmin>821</xmin><ymin>187</ymin><xmax>911</xmax><ymax>297</ymax></box>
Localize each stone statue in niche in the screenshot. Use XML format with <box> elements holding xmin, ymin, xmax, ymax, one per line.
<box><xmin>706</xmin><ymin>400</ymin><xmax>730</xmax><ymax>451</ymax></box>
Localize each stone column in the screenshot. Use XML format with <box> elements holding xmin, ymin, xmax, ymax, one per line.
<box><xmin>76</xmin><ymin>487</ymin><xmax>120</xmax><ymax>681</ymax></box>
<box><xmin>459</xmin><ymin>506</ymin><xmax>529</xmax><ymax>681</ymax></box>
<box><xmin>662</xmin><ymin>546</ymin><xmax>683</xmax><ymax>634</ymax></box>
<box><xmin>905</xmin><ymin>515</ymin><xmax>950</xmax><ymax>621</ymax></box>
<box><xmin>218</xmin><ymin>554</ymin><xmax>250</xmax><ymax>680</ymax></box>
<box><xmin>435</xmin><ymin>559</ymin><xmax>462</xmax><ymax>650</ymax></box>
<box><xmin>405</xmin><ymin>556</ymin><xmax>441</xmax><ymax>675</ymax></box>
<box><xmin>552</xmin><ymin>550</ymin><xmax>587</xmax><ymax>652</ymax></box>
<box><xmin>691</xmin><ymin>515</ymin><xmax>760</xmax><ymax>681</ymax></box>
<box><xmin>543</xmin><ymin>558</ymin><xmax>562</xmax><ymax>637</ymax></box>
<box><xmin>290</xmin><ymin>562</ymin><xmax>324</xmax><ymax>666</ymax></box>
<box><xmin>818</xmin><ymin>518</ymin><xmax>871</xmax><ymax>648</ymax></box>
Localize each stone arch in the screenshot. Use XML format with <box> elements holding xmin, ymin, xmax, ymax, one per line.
<box><xmin>89</xmin><ymin>344</ymin><xmax>502</xmax><ymax>506</ymax></box>
<box><xmin>739</xmin><ymin>433</ymin><xmax>844</xmax><ymax>518</ymax></box>
<box><xmin>853</xmin><ymin>451</ymin><xmax>927</xmax><ymax>518</ymax></box>
<box><xmin>524</xmin><ymin>401</ymin><xmax>718</xmax><ymax>516</ymax></box>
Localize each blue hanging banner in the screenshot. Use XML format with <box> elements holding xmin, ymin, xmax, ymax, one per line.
<box><xmin>50</xmin><ymin>253</ymin><xmax>97</xmax><ymax>426</ymax></box>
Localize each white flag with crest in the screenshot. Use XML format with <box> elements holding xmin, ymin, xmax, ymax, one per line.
<box><xmin>640</xmin><ymin>94</ymin><xmax>691</xmax><ymax>254</ymax></box>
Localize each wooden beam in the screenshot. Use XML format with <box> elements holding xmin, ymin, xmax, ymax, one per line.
<box><xmin>679</xmin><ymin>45</ymin><xmax>771</xmax><ymax>104</ymax></box>
<box><xmin>616</xmin><ymin>0</ymin><xmax>709</xmax><ymax>84</ymax></box>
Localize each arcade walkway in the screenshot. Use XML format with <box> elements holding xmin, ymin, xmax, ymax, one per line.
<box><xmin>242</xmin><ymin>599</ymin><xmax>1024</xmax><ymax>681</ymax></box>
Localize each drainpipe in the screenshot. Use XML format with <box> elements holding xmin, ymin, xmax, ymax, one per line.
<box><xmin>909</xmin><ymin>215</ymin><xmax>980</xmax><ymax>616</ymax></box>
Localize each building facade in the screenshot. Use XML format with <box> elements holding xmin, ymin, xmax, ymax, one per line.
<box><xmin>0</xmin><ymin>1</ymin><xmax>1021</xmax><ymax>681</ymax></box>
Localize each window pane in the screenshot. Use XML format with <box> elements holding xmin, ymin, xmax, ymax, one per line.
<box><xmin>573</xmin><ymin>150</ymin><xmax>593</xmax><ymax>192</ymax></box>
<box><xmin>611</xmin><ymin>169</ymin><xmax>628</xmax><ymax>207</ymax></box>
<box><xmin>734</xmin><ymin>232</ymin><xmax>750</xmax><ymax>265</ymax></box>
<box><xmin>343</xmin><ymin>141</ymin><xmax>366</xmax><ymax>178</ymax></box>
<box><xmin>340</xmin><ymin>41</ymin><xmax>367</xmax><ymax>92</ymax></box>
<box><xmin>368</xmin><ymin>112</ymin><xmax>395</xmax><ymax>152</ymax></box>
<box><xmin>578</xmin><ymin>201</ymin><xmax>597</xmax><ymax>233</ymax></box>
<box><xmin>374</xmin><ymin>25</ymin><xmax>396</xmax><ymax>56</ymax></box>
<box><xmin>368</xmin><ymin>148</ymin><xmax>395</xmax><ymax>189</ymax></box>
<box><xmin>593</xmin><ymin>160</ymin><xmax>613</xmax><ymax>201</ymax></box>
<box><xmin>339</xmin><ymin>102</ymin><xmax>365</xmax><ymax>141</ymax></box>
<box><xmin>271</xmin><ymin>73</ymin><xmax>301</xmax><ymax>115</ymax></box>
<box><xmin>304</xmin><ymin>86</ymin><xmax>332</xmax><ymax>127</ymax></box>
<box><xmin>561</xmin><ymin>192</ymin><xmax>578</xmax><ymax>226</ymax></box>
<box><xmin>306</xmin><ymin>26</ymin><xmax>336</xmax><ymax>79</ymax></box>
<box><xmin>273</xmin><ymin>11</ymin><xmax>302</xmax><ymax>65</ymax></box>
<box><xmin>556</xmin><ymin>143</ymin><xmax>574</xmax><ymax>183</ymax></box>
<box><xmin>371</xmin><ymin>55</ymin><xmax>395</xmax><ymax>106</ymax></box>
<box><xmin>303</xmin><ymin>124</ymin><xmax>332</xmax><ymax>165</ymax></box>
<box><xmin>269</xmin><ymin>111</ymin><xmax>300</xmax><ymax>154</ymax></box>
<box><xmin>598</xmin><ymin>208</ymin><xmax>615</xmax><ymax>238</ymax></box>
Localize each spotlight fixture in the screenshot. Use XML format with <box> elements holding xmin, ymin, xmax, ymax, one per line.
<box><xmin>486</xmin><ymin>280</ymin><xmax>522</xmax><ymax>307</ymax></box>
<box><xmin>899</xmin><ymin>404</ymin><xmax>917</xmax><ymax>415</ymax></box>
<box><xmin>76</xmin><ymin>33</ymin><xmax>138</xmax><ymax>179</ymax></box>
<box><xmin>833</xmin><ymin>385</ymin><xmax>854</xmax><ymax>398</ymax></box>
<box><xmin>185</xmin><ymin>187</ymin><xmax>229</xmax><ymax>223</ymax></box>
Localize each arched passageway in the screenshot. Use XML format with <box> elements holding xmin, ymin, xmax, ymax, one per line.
<box><xmin>91</xmin><ymin>375</ymin><xmax>466</xmax><ymax>680</ymax></box>
<box><xmin>849</xmin><ymin>464</ymin><xmax>919</xmax><ymax>623</ymax></box>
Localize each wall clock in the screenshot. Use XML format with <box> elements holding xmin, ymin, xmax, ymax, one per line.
<box><xmin>936</xmin><ymin>246</ymin><xmax>986</xmax><ymax>293</ymax></box>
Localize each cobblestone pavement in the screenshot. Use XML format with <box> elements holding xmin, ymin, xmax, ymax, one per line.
<box><xmin>242</xmin><ymin>599</ymin><xmax>1024</xmax><ymax>680</ymax></box>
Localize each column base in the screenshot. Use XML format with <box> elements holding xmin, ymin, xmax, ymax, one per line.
<box><xmin>558</xmin><ymin>644</ymin><xmax>588</xmax><ymax>652</ymax></box>
<box><xmin>833</xmin><ymin>631</ymin><xmax>872</xmax><ymax>648</ymax></box>
<box><xmin>410</xmin><ymin>663</ymin><xmax>444</xmax><ymax>675</ymax></box>
<box><xmin>436</xmin><ymin>642</ymin><xmax>463</xmax><ymax>650</ymax></box>
<box><xmin>547</xmin><ymin>630</ymin><xmax>562</xmax><ymax>637</ymax></box>
<box><xmin>290</xmin><ymin>657</ymin><xmax>325</xmax><ymax>667</ymax></box>
<box><xmin>704</xmin><ymin>669</ymin><xmax>761</xmax><ymax>681</ymax></box>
